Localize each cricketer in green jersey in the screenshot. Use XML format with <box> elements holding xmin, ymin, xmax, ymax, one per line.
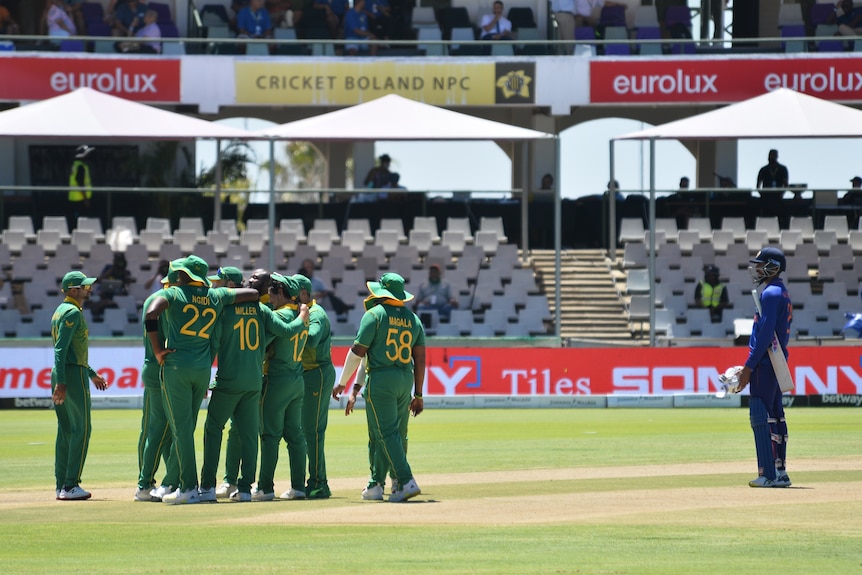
<box><xmin>217</xmin><ymin>268</ymin><xmax>272</xmax><ymax>498</ymax></box>
<box><xmin>145</xmin><ymin>255</ymin><xmax>260</xmax><ymax>505</ymax></box>
<box><xmin>200</xmin><ymin>267</ymin><xmax>309</xmax><ymax>503</ymax></box>
<box><xmin>52</xmin><ymin>271</ymin><xmax>108</xmax><ymax>501</ymax></box>
<box><xmin>253</xmin><ymin>273</ymin><xmax>310</xmax><ymax>501</ymax></box>
<box><xmin>135</xmin><ymin>266</ymin><xmax>179</xmax><ymax>502</ymax></box>
<box><xmin>333</xmin><ymin>273</ymin><xmax>426</xmax><ymax>503</ymax></box>
<box><xmin>293</xmin><ymin>272</ymin><xmax>335</xmax><ymax>499</ymax></box>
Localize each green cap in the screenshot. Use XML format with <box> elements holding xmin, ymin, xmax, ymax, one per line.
<box><xmin>61</xmin><ymin>271</ymin><xmax>97</xmax><ymax>291</ymax></box>
<box><xmin>171</xmin><ymin>255</ymin><xmax>211</xmax><ymax>286</ymax></box>
<box><xmin>207</xmin><ymin>266</ymin><xmax>244</xmax><ymax>284</ymax></box>
<box><xmin>366</xmin><ymin>272</ymin><xmax>413</xmax><ymax>302</ymax></box>
<box><xmin>271</xmin><ymin>272</ymin><xmax>300</xmax><ymax>297</ymax></box>
<box><xmin>291</xmin><ymin>273</ymin><xmax>313</xmax><ymax>295</ymax></box>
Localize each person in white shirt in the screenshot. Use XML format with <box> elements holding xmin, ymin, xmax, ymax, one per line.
<box><xmin>480</xmin><ymin>1</ymin><xmax>512</xmax><ymax>40</ymax></box>
<box><xmin>550</xmin><ymin>0</ymin><xmax>576</xmax><ymax>54</ymax></box>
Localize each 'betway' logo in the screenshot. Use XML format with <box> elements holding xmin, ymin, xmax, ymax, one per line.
<box><xmin>821</xmin><ymin>394</ymin><xmax>862</xmax><ymax>406</ymax></box>
<box><xmin>612</xmin><ymin>71</ymin><xmax>717</xmax><ymax>95</ymax></box>
<box><xmin>14</xmin><ymin>397</ymin><xmax>53</xmax><ymax>409</ymax></box>
<box><xmin>50</xmin><ymin>68</ymin><xmax>158</xmax><ymax>94</ymax></box>
<box><xmin>764</xmin><ymin>68</ymin><xmax>862</xmax><ymax>93</ymax></box>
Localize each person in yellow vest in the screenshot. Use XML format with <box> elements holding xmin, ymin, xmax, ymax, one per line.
<box><xmin>694</xmin><ymin>265</ymin><xmax>729</xmax><ymax>323</ymax></box>
<box><xmin>68</xmin><ymin>144</ymin><xmax>94</xmax><ymax>221</ymax></box>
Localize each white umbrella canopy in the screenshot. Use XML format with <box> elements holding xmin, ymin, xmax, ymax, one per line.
<box><xmin>616</xmin><ymin>88</ymin><xmax>862</xmax><ymax>141</ymax></box>
<box><xmin>0</xmin><ymin>87</ymin><xmax>251</xmax><ymax>140</ymax></box>
<box><xmin>255</xmin><ymin>93</ymin><xmax>552</xmax><ymax>141</ymax></box>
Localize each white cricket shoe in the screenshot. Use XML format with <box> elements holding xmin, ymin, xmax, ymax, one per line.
<box><xmin>163</xmin><ymin>488</ymin><xmax>201</xmax><ymax>505</ymax></box>
<box><xmin>774</xmin><ymin>473</ymin><xmax>792</xmax><ymax>487</ymax></box>
<box><xmin>361</xmin><ymin>484</ymin><xmax>384</xmax><ymax>501</ymax></box>
<box><xmin>198</xmin><ymin>487</ymin><xmax>217</xmax><ymax>502</ymax></box>
<box><xmin>215</xmin><ymin>482</ymin><xmax>237</xmax><ymax>499</ymax></box>
<box><xmin>134</xmin><ymin>487</ymin><xmax>156</xmax><ymax>502</ymax></box>
<box><xmin>251</xmin><ymin>488</ymin><xmax>275</xmax><ymax>502</ymax></box>
<box><xmin>389</xmin><ymin>478</ymin><xmax>421</xmax><ymax>502</ymax></box>
<box><xmin>149</xmin><ymin>485</ymin><xmax>174</xmax><ymax>500</ymax></box>
<box><xmin>280</xmin><ymin>488</ymin><xmax>306</xmax><ymax>500</ymax></box>
<box><xmin>749</xmin><ymin>476</ymin><xmax>778</xmax><ymax>488</ymax></box>
<box><xmin>58</xmin><ymin>486</ymin><xmax>92</xmax><ymax>501</ymax></box>
<box><xmin>230</xmin><ymin>491</ymin><xmax>251</xmax><ymax>502</ymax></box>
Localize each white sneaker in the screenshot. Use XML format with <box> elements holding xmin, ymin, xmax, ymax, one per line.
<box><xmin>749</xmin><ymin>476</ymin><xmax>778</xmax><ymax>488</ymax></box>
<box><xmin>389</xmin><ymin>478</ymin><xmax>421</xmax><ymax>502</ymax></box>
<box><xmin>198</xmin><ymin>487</ymin><xmax>217</xmax><ymax>502</ymax></box>
<box><xmin>774</xmin><ymin>472</ymin><xmax>792</xmax><ymax>487</ymax></box>
<box><xmin>162</xmin><ymin>488</ymin><xmax>201</xmax><ymax>505</ymax></box>
<box><xmin>215</xmin><ymin>482</ymin><xmax>237</xmax><ymax>499</ymax></box>
<box><xmin>58</xmin><ymin>486</ymin><xmax>92</xmax><ymax>501</ymax></box>
<box><xmin>280</xmin><ymin>489</ymin><xmax>306</xmax><ymax>500</ymax></box>
<box><xmin>134</xmin><ymin>487</ymin><xmax>156</xmax><ymax>502</ymax></box>
<box><xmin>361</xmin><ymin>484</ymin><xmax>384</xmax><ymax>501</ymax></box>
<box><xmin>230</xmin><ymin>491</ymin><xmax>251</xmax><ymax>502</ymax></box>
<box><xmin>251</xmin><ymin>488</ymin><xmax>275</xmax><ymax>502</ymax></box>
<box><xmin>149</xmin><ymin>485</ymin><xmax>174</xmax><ymax>501</ymax></box>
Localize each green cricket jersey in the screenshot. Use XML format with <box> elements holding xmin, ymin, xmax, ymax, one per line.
<box><xmin>355</xmin><ymin>301</ymin><xmax>426</xmax><ymax>372</ymax></box>
<box><xmin>213</xmin><ymin>302</ymin><xmax>308</xmax><ymax>391</ymax></box>
<box><xmin>301</xmin><ymin>301</ymin><xmax>332</xmax><ymax>370</ymax></box>
<box><xmin>141</xmin><ymin>292</ymin><xmax>168</xmax><ymax>389</ymax></box>
<box><xmin>51</xmin><ymin>297</ymin><xmax>95</xmax><ymax>385</ymax></box>
<box><xmin>264</xmin><ymin>303</ymin><xmax>309</xmax><ymax>381</ymax></box>
<box><xmin>157</xmin><ymin>285</ymin><xmax>236</xmax><ymax>370</ymax></box>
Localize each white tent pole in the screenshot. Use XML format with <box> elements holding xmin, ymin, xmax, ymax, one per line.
<box><xmin>214</xmin><ymin>139</ymin><xmax>222</xmax><ymax>229</ymax></box>
<box><xmin>520</xmin><ymin>141</ymin><xmax>529</xmax><ymax>262</ymax></box>
<box><xmin>609</xmin><ymin>141</ymin><xmax>616</xmax><ymax>259</ymax></box>
<box><xmin>554</xmin><ymin>135</ymin><xmax>562</xmax><ymax>340</ymax></box>
<box><xmin>268</xmin><ymin>139</ymin><xmax>276</xmax><ymax>271</ymax></box>
<box><xmin>648</xmin><ymin>138</ymin><xmax>656</xmax><ymax>346</ymax></box>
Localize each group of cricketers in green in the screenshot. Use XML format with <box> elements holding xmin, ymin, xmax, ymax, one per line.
<box><xmin>51</xmin><ymin>253</ymin><xmax>426</xmax><ymax>504</ymax></box>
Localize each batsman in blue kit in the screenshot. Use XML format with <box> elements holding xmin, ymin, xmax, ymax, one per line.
<box><xmin>738</xmin><ymin>247</ymin><xmax>792</xmax><ymax>488</ymax></box>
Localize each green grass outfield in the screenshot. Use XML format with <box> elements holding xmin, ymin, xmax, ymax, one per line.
<box><xmin>1</xmin><ymin>407</ymin><xmax>860</xmax><ymax>574</ymax></box>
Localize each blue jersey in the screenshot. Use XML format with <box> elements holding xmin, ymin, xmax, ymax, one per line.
<box><xmin>746</xmin><ymin>279</ymin><xmax>792</xmax><ymax>370</ymax></box>
<box><xmin>343</xmin><ymin>9</ymin><xmax>368</xmax><ymax>40</ymax></box>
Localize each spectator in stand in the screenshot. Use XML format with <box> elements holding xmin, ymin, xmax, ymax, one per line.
<box><xmin>45</xmin><ymin>0</ymin><xmax>77</xmax><ymax>38</ymax></box>
<box><xmin>694</xmin><ymin>265</ymin><xmax>729</xmax><ymax>323</ymax></box>
<box><xmin>104</xmin><ymin>0</ymin><xmax>129</xmax><ymax>24</ymax></box>
<box><xmin>574</xmin><ymin>0</ymin><xmax>625</xmax><ymax>28</ymax></box>
<box><xmin>231</xmin><ymin>0</ymin><xmax>251</xmax><ymax>30</ymax></box>
<box><xmin>116</xmin><ymin>8</ymin><xmax>161</xmax><ymax>53</ymax></box>
<box><xmin>414</xmin><ymin>264</ymin><xmax>458</xmax><ymax>322</ymax></box>
<box><xmin>756</xmin><ymin>149</ymin><xmax>789</xmax><ymax>204</ymax></box>
<box><xmin>679</xmin><ymin>176</ymin><xmax>690</xmax><ymax>190</ymax></box>
<box><xmin>831</xmin><ymin>0</ymin><xmax>862</xmax><ymax>35</ymax></box>
<box><xmin>297</xmin><ymin>258</ymin><xmax>349</xmax><ymax>315</ymax></box>
<box><xmin>267</xmin><ymin>0</ymin><xmax>301</xmax><ymax>28</ymax></box>
<box><xmin>841</xmin><ymin>175</ymin><xmax>862</xmax><ymax>205</ymax></box>
<box><xmin>87</xmin><ymin>252</ymin><xmax>134</xmax><ymax>319</ymax></box>
<box><xmin>343</xmin><ymin>0</ymin><xmax>376</xmax><ymax>55</ymax></box>
<box><xmin>144</xmin><ymin>259</ymin><xmax>170</xmax><ymax>291</ymax></box>
<box><xmin>313</xmin><ymin>0</ymin><xmax>347</xmax><ymax>39</ymax></box>
<box><xmin>0</xmin><ymin>0</ymin><xmax>20</xmax><ymax>35</ymax></box>
<box><xmin>112</xmin><ymin>0</ymin><xmax>147</xmax><ymax>37</ymax></box>
<box><xmin>551</xmin><ymin>0</ymin><xmax>576</xmax><ymax>54</ymax></box>
<box><xmin>363</xmin><ymin>153</ymin><xmax>391</xmax><ymax>188</ymax></box>
<box><xmin>363</xmin><ymin>0</ymin><xmax>392</xmax><ymax>41</ymax></box>
<box><xmin>238</xmin><ymin>0</ymin><xmax>274</xmax><ymax>40</ymax></box>
<box><xmin>480</xmin><ymin>1</ymin><xmax>513</xmax><ymax>41</ymax></box>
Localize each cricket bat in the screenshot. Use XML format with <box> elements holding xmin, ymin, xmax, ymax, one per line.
<box><xmin>751</xmin><ymin>289</ymin><xmax>794</xmax><ymax>393</ymax></box>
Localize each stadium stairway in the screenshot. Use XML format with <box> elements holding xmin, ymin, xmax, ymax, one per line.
<box><xmin>531</xmin><ymin>249</ymin><xmax>638</xmax><ymax>346</ymax></box>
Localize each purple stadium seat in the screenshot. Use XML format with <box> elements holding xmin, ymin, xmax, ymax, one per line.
<box><xmin>60</xmin><ymin>40</ymin><xmax>86</xmax><ymax>52</ymax></box>
<box><xmin>80</xmin><ymin>1</ymin><xmax>104</xmax><ymax>22</ymax></box>
<box><xmin>159</xmin><ymin>22</ymin><xmax>180</xmax><ymax>38</ymax></box>
<box><xmin>599</xmin><ymin>5</ymin><xmax>626</xmax><ymax>27</ymax></box>
<box><xmin>810</xmin><ymin>3</ymin><xmax>835</xmax><ymax>26</ymax></box>
<box><xmin>574</xmin><ymin>26</ymin><xmax>595</xmax><ymax>40</ymax></box>
<box><xmin>665</xmin><ymin>5</ymin><xmax>692</xmax><ymax>28</ymax></box>
<box><xmin>86</xmin><ymin>20</ymin><xmax>112</xmax><ymax>36</ymax></box>
<box><xmin>149</xmin><ymin>2</ymin><xmax>172</xmax><ymax>24</ymax></box>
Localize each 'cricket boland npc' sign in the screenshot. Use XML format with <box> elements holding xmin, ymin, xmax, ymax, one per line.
<box><xmin>235</xmin><ymin>61</ymin><xmax>535</xmax><ymax>106</ymax></box>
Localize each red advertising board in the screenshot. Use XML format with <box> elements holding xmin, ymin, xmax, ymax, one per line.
<box><xmin>590</xmin><ymin>57</ymin><xmax>862</xmax><ymax>104</ymax></box>
<box><xmin>2</xmin><ymin>345</ymin><xmax>861</xmax><ymax>397</ymax></box>
<box><xmin>0</xmin><ymin>56</ymin><xmax>181</xmax><ymax>102</ymax></box>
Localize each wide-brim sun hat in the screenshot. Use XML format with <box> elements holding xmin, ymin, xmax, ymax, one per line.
<box><xmin>366</xmin><ymin>272</ymin><xmax>413</xmax><ymax>302</ymax></box>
